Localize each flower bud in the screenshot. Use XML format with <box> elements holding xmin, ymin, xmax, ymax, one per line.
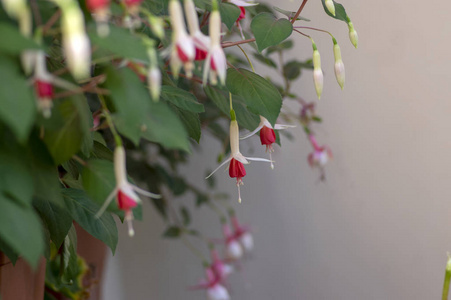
<box><xmin>207</xmin><ymin>284</ymin><xmax>230</xmax><ymax>300</ymax></box>
<box><xmin>239</xmin><ymin>232</ymin><xmax>254</xmax><ymax>252</ymax></box>
<box><xmin>325</xmin><ymin>0</ymin><xmax>335</xmax><ymax>16</ymax></box>
<box><xmin>333</xmin><ymin>43</ymin><xmax>345</xmax><ymax>89</ymax></box>
<box><xmin>147</xmin><ymin>67</ymin><xmax>161</xmax><ymax>101</ymax></box>
<box><xmin>348</xmin><ymin>21</ymin><xmax>358</xmax><ymax>49</ymax></box>
<box><xmin>312</xmin><ymin>48</ymin><xmax>323</xmax><ymax>99</ymax></box>
<box><xmin>226</xmin><ymin>240</ymin><xmax>243</xmax><ymax>261</ymax></box>
<box><xmin>149</xmin><ymin>16</ymin><xmax>165</xmax><ymax>40</ymax></box>
<box><xmin>86</xmin><ymin>0</ymin><xmax>110</xmax><ymax>37</ymax></box>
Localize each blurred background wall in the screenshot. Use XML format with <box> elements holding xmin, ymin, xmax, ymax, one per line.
<box><xmin>102</xmin><ymin>0</ymin><xmax>451</xmax><ymax>299</ymax></box>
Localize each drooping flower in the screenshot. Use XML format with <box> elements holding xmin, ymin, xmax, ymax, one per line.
<box><xmin>33</xmin><ymin>52</ymin><xmax>54</xmax><ymax>118</ymax></box>
<box><xmin>206</xmin><ymin>112</ymin><xmax>272</xmax><ymax>202</ymax></box>
<box><xmin>307</xmin><ymin>134</ymin><xmax>333</xmax><ymax>169</ymax></box>
<box><xmin>312</xmin><ymin>45</ymin><xmax>323</xmax><ymax>99</ymax></box>
<box><xmin>203</xmin><ymin>1</ymin><xmax>227</xmax><ymax>86</ymax></box>
<box><xmin>222</xmin><ymin>223</ymin><xmax>243</xmax><ymax>261</ymax></box>
<box><xmin>240</xmin><ymin>116</ymin><xmax>295</xmax><ymax>169</ymax></box>
<box><xmin>210</xmin><ymin>249</ymin><xmax>233</xmax><ymax>281</ymax></box>
<box><xmin>333</xmin><ymin>41</ymin><xmax>345</xmax><ymax>89</ymax></box>
<box><xmin>325</xmin><ymin>0</ymin><xmax>335</xmax><ymax>16</ymax></box>
<box><xmin>231</xmin><ymin>216</ymin><xmax>253</xmax><ymax>253</ymax></box>
<box><xmin>86</xmin><ymin>0</ymin><xmax>110</xmax><ymax>37</ymax></box>
<box><xmin>184</xmin><ymin>0</ymin><xmax>210</xmax><ymax>61</ymax></box>
<box><xmin>96</xmin><ymin>146</ymin><xmax>161</xmax><ymax>236</ymax></box>
<box><xmin>348</xmin><ymin>21</ymin><xmax>358</xmax><ymax>49</ymax></box>
<box><xmin>57</xmin><ymin>0</ymin><xmax>91</xmax><ymax>80</ymax></box>
<box><xmin>169</xmin><ymin>0</ymin><xmax>195</xmax><ymax>78</ymax></box>
<box><xmin>191</xmin><ymin>268</ymin><xmax>231</xmax><ymax>300</ymax></box>
<box><xmin>227</xmin><ymin>0</ymin><xmax>256</xmax><ymax>38</ymax></box>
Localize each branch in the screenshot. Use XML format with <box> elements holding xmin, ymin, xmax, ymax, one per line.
<box><xmin>291</xmin><ymin>0</ymin><xmax>309</xmax><ymax>24</ymax></box>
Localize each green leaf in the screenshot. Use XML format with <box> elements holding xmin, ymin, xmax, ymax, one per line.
<box><xmin>180</xmin><ymin>206</ymin><xmax>190</xmax><ymax>226</ymax></box>
<box><xmin>321</xmin><ymin>0</ymin><xmax>351</xmax><ymax>23</ymax></box>
<box><xmin>0</xmin><ymin>194</ymin><xmax>44</xmax><ymax>268</ymax></box>
<box><xmin>140</xmin><ymin>101</ymin><xmax>190</xmax><ymax>151</ymax></box>
<box><xmin>0</xmin><ymin>236</ymin><xmax>19</xmax><ymax>265</ymax></box>
<box><xmin>163</xmin><ymin>226</ymin><xmax>182</xmax><ymax>238</ymax></box>
<box><xmin>266</xmin><ymin>40</ymin><xmax>294</xmax><ymax>55</ymax></box>
<box><xmin>0</xmin><ymin>150</ymin><xmax>34</xmax><ymax>207</ymax></box>
<box><xmin>105</xmin><ymin>66</ymin><xmax>151</xmax><ymax>145</ymax></box>
<box><xmin>62</xmin><ymin>188</ymin><xmax>118</xmax><ymax>254</ymax></box>
<box><xmin>169</xmin><ymin>104</ymin><xmax>201</xmax><ymax>143</ymax></box>
<box><xmin>220</xmin><ymin>3</ymin><xmax>241</xmax><ymax>30</ymax></box>
<box><xmin>91</xmin><ymin>141</ymin><xmax>114</xmax><ymax>161</ymax></box>
<box><xmin>226</xmin><ymin>68</ymin><xmax>282</xmax><ymax>126</ymax></box>
<box><xmin>196</xmin><ymin>194</ymin><xmax>209</xmax><ymax>207</ymax></box>
<box><xmin>89</xmin><ymin>25</ymin><xmax>148</xmax><ymax>61</ymax></box>
<box><xmin>61</xmin><ymin>225</ymin><xmax>78</xmax><ymax>281</ymax></box>
<box><xmin>160</xmin><ymin>86</ymin><xmax>205</xmax><ymax>113</ymax></box>
<box><xmin>33</xmin><ymin>197</ymin><xmax>72</xmax><ymax>248</ymax></box>
<box><xmin>0</xmin><ymin>23</ymin><xmax>43</xmax><ymax>54</ymax></box>
<box><xmin>250</xmin><ymin>13</ymin><xmax>293</xmax><ymax>52</ymax></box>
<box><xmin>43</xmin><ymin>98</ymin><xmax>85</xmax><ymax>165</ymax></box>
<box><xmin>273</xmin><ymin>6</ymin><xmax>310</xmax><ymax>21</ymax></box>
<box><xmin>0</xmin><ymin>54</ymin><xmax>36</xmax><ymax>142</ymax></box>
<box><xmin>253</xmin><ymin>53</ymin><xmax>277</xmax><ymax>68</ymax></box>
<box><xmin>283</xmin><ymin>60</ymin><xmax>313</xmax><ymax>80</ymax></box>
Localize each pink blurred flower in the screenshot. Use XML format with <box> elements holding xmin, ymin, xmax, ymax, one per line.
<box><xmin>307</xmin><ymin>134</ymin><xmax>333</xmax><ymax>168</ymax></box>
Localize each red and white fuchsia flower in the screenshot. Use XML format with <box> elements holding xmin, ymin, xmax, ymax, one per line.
<box><xmin>86</xmin><ymin>0</ymin><xmax>110</xmax><ymax>37</ymax></box>
<box><xmin>206</xmin><ymin>113</ymin><xmax>272</xmax><ymax>202</ymax></box>
<box><xmin>307</xmin><ymin>134</ymin><xmax>333</xmax><ymax>168</ymax></box>
<box><xmin>184</xmin><ymin>0</ymin><xmax>210</xmax><ymax>61</ymax></box>
<box><xmin>33</xmin><ymin>52</ymin><xmax>54</xmax><ymax>118</ymax></box>
<box><xmin>241</xmin><ymin>116</ymin><xmax>294</xmax><ymax>169</ymax></box>
<box><xmin>169</xmin><ymin>0</ymin><xmax>195</xmax><ymax>78</ymax></box>
<box><xmin>203</xmin><ymin>2</ymin><xmax>227</xmax><ymax>86</ymax></box>
<box><xmin>210</xmin><ymin>249</ymin><xmax>233</xmax><ymax>281</ymax></box>
<box><xmin>192</xmin><ymin>268</ymin><xmax>231</xmax><ymax>300</ymax></box>
<box><xmin>231</xmin><ymin>216</ymin><xmax>253</xmax><ymax>253</ymax></box>
<box><xmin>96</xmin><ymin>146</ymin><xmax>160</xmax><ymax>236</ymax></box>
<box><xmin>222</xmin><ymin>223</ymin><xmax>243</xmax><ymax>260</ymax></box>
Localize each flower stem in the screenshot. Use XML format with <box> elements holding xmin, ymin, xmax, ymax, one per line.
<box><xmin>443</xmin><ymin>254</ymin><xmax>451</xmax><ymax>300</ymax></box>
<box><xmin>236</xmin><ymin>44</ymin><xmax>255</xmax><ymax>72</ymax></box>
<box><xmin>98</xmin><ymin>94</ymin><xmax>123</xmax><ymax>147</ymax></box>
<box><xmin>291</xmin><ymin>0</ymin><xmax>309</xmax><ymax>24</ymax></box>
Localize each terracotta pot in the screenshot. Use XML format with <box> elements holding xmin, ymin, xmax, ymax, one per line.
<box><xmin>0</xmin><ymin>254</ymin><xmax>46</xmax><ymax>300</ymax></box>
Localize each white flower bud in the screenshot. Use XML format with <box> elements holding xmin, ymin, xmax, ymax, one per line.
<box><xmin>333</xmin><ymin>43</ymin><xmax>345</xmax><ymax>89</ymax></box>
<box><xmin>348</xmin><ymin>22</ymin><xmax>358</xmax><ymax>49</ymax></box>
<box><xmin>207</xmin><ymin>284</ymin><xmax>230</xmax><ymax>300</ymax></box>
<box><xmin>325</xmin><ymin>0</ymin><xmax>335</xmax><ymax>16</ymax></box>
<box><xmin>239</xmin><ymin>232</ymin><xmax>254</xmax><ymax>252</ymax></box>
<box><xmin>312</xmin><ymin>49</ymin><xmax>323</xmax><ymax>99</ymax></box>
<box><xmin>147</xmin><ymin>67</ymin><xmax>161</xmax><ymax>101</ymax></box>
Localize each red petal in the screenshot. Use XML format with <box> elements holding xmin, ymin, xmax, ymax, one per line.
<box><xmin>177</xmin><ymin>45</ymin><xmax>190</xmax><ymax>63</ymax></box>
<box><xmin>195</xmin><ymin>47</ymin><xmax>208</xmax><ymax>61</ymax></box>
<box><xmin>236</xmin><ymin>7</ymin><xmax>246</xmax><ymax>22</ymax></box>
<box><xmin>124</xmin><ymin>0</ymin><xmax>143</xmax><ymax>6</ymax></box>
<box><xmin>259</xmin><ymin>126</ymin><xmax>276</xmax><ymax>145</ymax></box>
<box><xmin>229</xmin><ymin>158</ymin><xmax>246</xmax><ymax>179</ymax></box>
<box><xmin>35</xmin><ymin>80</ymin><xmax>53</xmax><ymax>98</ymax></box>
<box><xmin>117</xmin><ymin>189</ymin><xmax>138</xmax><ymax>211</ymax></box>
<box><xmin>86</xmin><ymin>0</ymin><xmax>110</xmax><ymax>11</ymax></box>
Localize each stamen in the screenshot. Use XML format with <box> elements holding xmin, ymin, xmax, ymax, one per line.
<box><xmin>126</xmin><ymin>211</ymin><xmax>135</xmax><ymax>237</ymax></box>
<box><xmin>269</xmin><ymin>151</ymin><xmax>274</xmax><ymax>170</ymax></box>
<box><xmin>237</xmin><ymin>178</ymin><xmax>242</xmax><ymax>203</ymax></box>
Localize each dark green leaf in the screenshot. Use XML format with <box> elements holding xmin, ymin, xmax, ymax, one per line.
<box><xmin>250</xmin><ymin>13</ymin><xmax>293</xmax><ymax>52</ymax></box>
<box><xmin>61</xmin><ymin>225</ymin><xmax>78</xmax><ymax>281</ymax></box>
<box><xmin>33</xmin><ymin>197</ymin><xmax>72</xmax><ymax>248</ymax></box>
<box><xmin>321</xmin><ymin>0</ymin><xmax>351</xmax><ymax>23</ymax></box>
<box><xmin>62</xmin><ymin>188</ymin><xmax>118</xmax><ymax>254</ymax></box>
<box><xmin>220</xmin><ymin>3</ymin><xmax>241</xmax><ymax>30</ymax></box>
<box><xmin>89</xmin><ymin>25</ymin><xmax>148</xmax><ymax>61</ymax></box>
<box><xmin>169</xmin><ymin>104</ymin><xmax>201</xmax><ymax>143</ymax></box>
<box><xmin>0</xmin><ymin>23</ymin><xmax>43</xmax><ymax>54</ymax></box>
<box><xmin>0</xmin><ymin>236</ymin><xmax>18</xmax><ymax>265</ymax></box>
<box><xmin>163</xmin><ymin>226</ymin><xmax>182</xmax><ymax>238</ymax></box>
<box><xmin>0</xmin><ymin>151</ymin><xmax>33</xmax><ymax>207</ymax></box>
<box><xmin>91</xmin><ymin>141</ymin><xmax>114</xmax><ymax>161</ymax></box>
<box><xmin>180</xmin><ymin>206</ymin><xmax>190</xmax><ymax>226</ymax></box>
<box><xmin>43</xmin><ymin>98</ymin><xmax>85</xmax><ymax>165</ymax></box>
<box><xmin>283</xmin><ymin>60</ymin><xmax>313</xmax><ymax>80</ymax></box>
<box><xmin>0</xmin><ymin>54</ymin><xmax>36</xmax><ymax>142</ymax></box>
<box><xmin>253</xmin><ymin>53</ymin><xmax>277</xmax><ymax>68</ymax></box>
<box><xmin>266</xmin><ymin>40</ymin><xmax>294</xmax><ymax>55</ymax></box>
<box><xmin>196</xmin><ymin>194</ymin><xmax>209</xmax><ymax>207</ymax></box>
<box><xmin>226</xmin><ymin>68</ymin><xmax>282</xmax><ymax>126</ymax></box>
<box><xmin>0</xmin><ymin>194</ymin><xmax>44</xmax><ymax>268</ymax></box>
<box><xmin>161</xmin><ymin>86</ymin><xmax>205</xmax><ymax>113</ymax></box>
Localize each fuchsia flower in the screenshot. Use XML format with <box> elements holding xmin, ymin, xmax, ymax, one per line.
<box><xmin>206</xmin><ymin>116</ymin><xmax>272</xmax><ymax>202</ymax></box>
<box><xmin>307</xmin><ymin>134</ymin><xmax>333</xmax><ymax>168</ymax></box>
<box><xmin>124</xmin><ymin>0</ymin><xmax>143</xmax><ymax>14</ymax></box>
<box><xmin>96</xmin><ymin>146</ymin><xmax>161</xmax><ymax>236</ymax></box>
<box><xmin>192</xmin><ymin>268</ymin><xmax>230</xmax><ymax>300</ymax></box>
<box><xmin>240</xmin><ymin>116</ymin><xmax>295</xmax><ymax>169</ymax></box>
<box><xmin>33</xmin><ymin>52</ymin><xmax>54</xmax><ymax>118</ymax></box>
<box><xmin>222</xmin><ymin>223</ymin><xmax>243</xmax><ymax>260</ymax></box>
<box><xmin>169</xmin><ymin>0</ymin><xmax>195</xmax><ymax>78</ymax></box>
<box><xmin>86</xmin><ymin>0</ymin><xmax>110</xmax><ymax>37</ymax></box>
<box><xmin>184</xmin><ymin>0</ymin><xmax>210</xmax><ymax>61</ymax></box>
<box><xmin>210</xmin><ymin>249</ymin><xmax>233</xmax><ymax>281</ymax></box>
<box><xmin>203</xmin><ymin>4</ymin><xmax>227</xmax><ymax>86</ymax></box>
<box><xmin>231</xmin><ymin>216</ymin><xmax>253</xmax><ymax>253</ymax></box>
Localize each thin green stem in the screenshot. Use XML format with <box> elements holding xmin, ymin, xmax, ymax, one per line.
<box><xmin>236</xmin><ymin>44</ymin><xmax>255</xmax><ymax>72</ymax></box>
<box><xmin>443</xmin><ymin>254</ymin><xmax>451</xmax><ymax>300</ymax></box>
<box><xmin>98</xmin><ymin>94</ymin><xmax>122</xmax><ymax>147</ymax></box>
<box><xmin>181</xmin><ymin>235</ymin><xmax>209</xmax><ymax>266</ymax></box>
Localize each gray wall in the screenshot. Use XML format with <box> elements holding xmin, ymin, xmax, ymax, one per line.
<box><xmin>102</xmin><ymin>0</ymin><xmax>451</xmax><ymax>299</ymax></box>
